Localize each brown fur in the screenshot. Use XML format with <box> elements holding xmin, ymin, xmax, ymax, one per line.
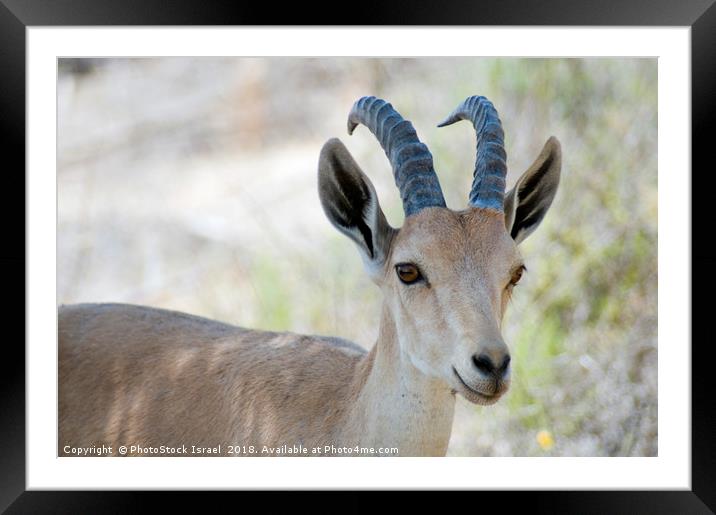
<box><xmin>59</xmin><ymin>303</ymin><xmax>370</xmax><ymax>456</ymax></box>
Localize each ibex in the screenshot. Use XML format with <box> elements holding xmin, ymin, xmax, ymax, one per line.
<box><xmin>59</xmin><ymin>95</ymin><xmax>561</xmax><ymax>457</ymax></box>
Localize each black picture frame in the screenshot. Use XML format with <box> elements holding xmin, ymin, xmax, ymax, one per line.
<box><xmin>3</xmin><ymin>1</ymin><xmax>713</xmax><ymax>512</ymax></box>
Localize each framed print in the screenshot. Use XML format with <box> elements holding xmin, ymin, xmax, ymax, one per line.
<box><xmin>4</xmin><ymin>0</ymin><xmax>714</xmax><ymax>511</ymax></box>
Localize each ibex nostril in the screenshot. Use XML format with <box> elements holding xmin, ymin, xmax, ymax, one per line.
<box><xmin>472</xmin><ymin>353</ymin><xmax>496</xmax><ymax>375</ymax></box>
<box><xmin>499</xmin><ymin>355</ymin><xmax>511</xmax><ymax>373</ymax></box>
<box><xmin>472</xmin><ymin>353</ymin><xmax>511</xmax><ymax>378</ymax></box>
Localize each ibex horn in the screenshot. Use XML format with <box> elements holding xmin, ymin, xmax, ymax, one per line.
<box><xmin>348</xmin><ymin>96</ymin><xmax>447</xmax><ymax>217</ymax></box>
<box><xmin>438</xmin><ymin>96</ymin><xmax>507</xmax><ymax>212</ymax></box>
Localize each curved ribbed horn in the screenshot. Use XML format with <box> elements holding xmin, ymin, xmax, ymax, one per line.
<box><xmin>348</xmin><ymin>96</ymin><xmax>446</xmax><ymax>217</ymax></box>
<box><xmin>437</xmin><ymin>96</ymin><xmax>507</xmax><ymax>211</ymax></box>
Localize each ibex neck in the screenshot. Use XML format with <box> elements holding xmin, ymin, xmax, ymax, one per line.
<box><xmin>342</xmin><ymin>306</ymin><xmax>456</xmax><ymax>456</ymax></box>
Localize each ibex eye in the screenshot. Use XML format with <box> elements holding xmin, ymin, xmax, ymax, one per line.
<box><xmin>395</xmin><ymin>263</ymin><xmax>422</xmax><ymax>284</ymax></box>
<box><xmin>510</xmin><ymin>265</ymin><xmax>526</xmax><ymax>286</ymax></box>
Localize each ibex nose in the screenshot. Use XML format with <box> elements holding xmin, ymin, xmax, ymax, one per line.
<box><xmin>471</xmin><ymin>352</ymin><xmax>511</xmax><ymax>380</ymax></box>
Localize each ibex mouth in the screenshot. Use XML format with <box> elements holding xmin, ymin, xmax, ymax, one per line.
<box><xmin>451</xmin><ymin>366</ymin><xmax>504</xmax><ymax>406</ymax></box>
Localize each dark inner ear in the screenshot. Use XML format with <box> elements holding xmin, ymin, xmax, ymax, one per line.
<box><xmin>511</xmin><ymin>151</ymin><xmax>555</xmax><ymax>240</ymax></box>
<box><xmin>506</xmin><ymin>136</ymin><xmax>561</xmax><ymax>244</ymax></box>
<box><xmin>319</xmin><ymin>138</ymin><xmax>394</xmax><ymax>268</ymax></box>
<box><xmin>322</xmin><ymin>152</ymin><xmax>375</xmax><ymax>258</ymax></box>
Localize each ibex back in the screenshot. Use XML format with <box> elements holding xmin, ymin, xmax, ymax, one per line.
<box><xmin>59</xmin><ymin>95</ymin><xmax>561</xmax><ymax>456</ymax></box>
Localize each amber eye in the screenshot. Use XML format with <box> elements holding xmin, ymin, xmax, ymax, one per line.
<box><xmin>510</xmin><ymin>266</ymin><xmax>526</xmax><ymax>286</ymax></box>
<box><xmin>395</xmin><ymin>263</ymin><xmax>422</xmax><ymax>284</ymax></box>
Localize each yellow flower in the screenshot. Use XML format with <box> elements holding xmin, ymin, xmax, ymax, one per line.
<box><xmin>536</xmin><ymin>430</ymin><xmax>555</xmax><ymax>451</ymax></box>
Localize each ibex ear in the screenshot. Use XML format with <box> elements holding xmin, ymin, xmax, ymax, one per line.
<box><xmin>504</xmin><ymin>136</ymin><xmax>561</xmax><ymax>244</ymax></box>
<box><xmin>318</xmin><ymin>138</ymin><xmax>394</xmax><ymax>276</ymax></box>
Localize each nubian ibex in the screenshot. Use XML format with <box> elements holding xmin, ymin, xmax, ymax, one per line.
<box><xmin>59</xmin><ymin>95</ymin><xmax>561</xmax><ymax>457</ymax></box>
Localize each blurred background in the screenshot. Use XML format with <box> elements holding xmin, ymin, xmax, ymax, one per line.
<box><xmin>57</xmin><ymin>57</ymin><xmax>657</xmax><ymax>457</ymax></box>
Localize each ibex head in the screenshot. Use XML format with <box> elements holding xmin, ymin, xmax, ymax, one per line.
<box><xmin>318</xmin><ymin>96</ymin><xmax>561</xmax><ymax>405</ymax></box>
